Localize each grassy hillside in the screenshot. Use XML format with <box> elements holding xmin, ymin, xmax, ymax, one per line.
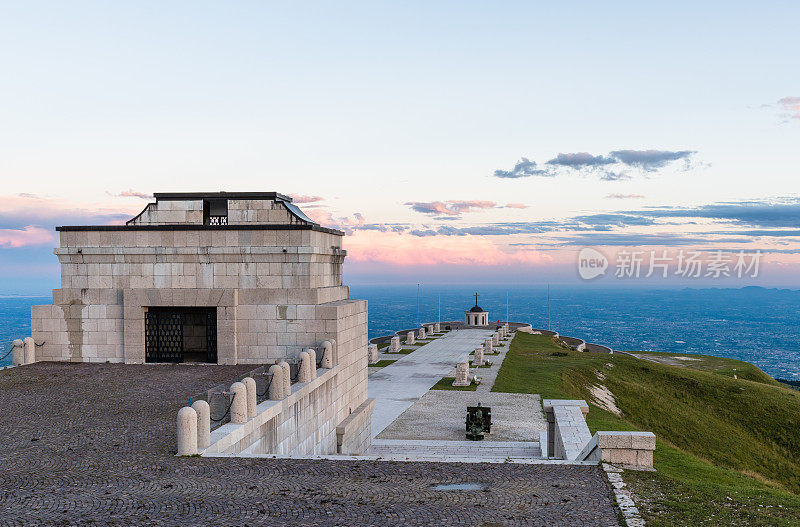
<box><xmin>493</xmin><ymin>332</ymin><xmax>800</xmax><ymax>526</ymax></box>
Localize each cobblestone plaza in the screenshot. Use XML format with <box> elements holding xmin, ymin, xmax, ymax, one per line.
<box><xmin>0</xmin><ymin>363</ymin><xmax>621</xmax><ymax>526</ymax></box>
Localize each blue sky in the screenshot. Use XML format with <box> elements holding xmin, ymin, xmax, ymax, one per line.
<box><xmin>0</xmin><ymin>2</ymin><xmax>799</xmax><ymax>292</ymax></box>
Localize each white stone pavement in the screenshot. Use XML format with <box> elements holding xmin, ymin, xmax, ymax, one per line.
<box><xmin>368</xmin><ymin>329</ymin><xmax>495</xmax><ymax>437</ymax></box>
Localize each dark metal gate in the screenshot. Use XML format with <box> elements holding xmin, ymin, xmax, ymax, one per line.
<box><xmin>145</xmin><ymin>307</ymin><xmax>217</xmax><ymax>363</ymax></box>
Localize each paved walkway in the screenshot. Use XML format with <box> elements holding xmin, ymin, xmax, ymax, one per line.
<box><xmin>0</xmin><ymin>362</ymin><xmax>622</xmax><ymax>526</ymax></box>
<box><xmin>368</xmin><ymin>329</ymin><xmax>494</xmax><ymax>436</ymax></box>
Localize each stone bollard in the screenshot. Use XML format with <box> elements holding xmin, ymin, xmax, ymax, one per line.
<box><xmin>298</xmin><ymin>351</ymin><xmax>312</xmax><ymax>383</ymax></box>
<box><xmin>453</xmin><ymin>360</ymin><xmax>471</xmax><ymax>386</ymax></box>
<box><xmin>367</xmin><ymin>344</ymin><xmax>378</xmax><ymax>364</ymax></box>
<box><xmin>279</xmin><ymin>361</ymin><xmax>291</xmax><ymax>395</ymax></box>
<box><xmin>418</xmin><ymin>327</ymin><xmax>426</xmax><ymax>340</ymax></box>
<box><xmin>474</xmin><ymin>347</ymin><xmax>484</xmax><ymax>367</ymax></box>
<box><xmin>177</xmin><ymin>406</ymin><xmax>198</xmax><ymax>456</ymax></box>
<box><xmin>243</xmin><ymin>377</ymin><xmax>257</xmax><ymax>419</ymax></box>
<box><xmin>492</xmin><ymin>333</ymin><xmax>499</xmax><ymax>346</ymax></box>
<box><xmin>434</xmin><ymin>323</ymin><xmax>440</xmax><ymax>333</ymax></box>
<box><xmin>230</xmin><ymin>382</ymin><xmax>248</xmax><ymax>424</ymax></box>
<box><xmin>406</xmin><ymin>332</ymin><xmax>415</xmax><ymax>345</ymax></box>
<box><xmin>321</xmin><ymin>341</ymin><xmax>334</xmax><ymax>368</ymax></box>
<box><xmin>390</xmin><ymin>336</ymin><xmax>400</xmax><ymax>352</ymax></box>
<box><xmin>11</xmin><ymin>339</ymin><xmax>24</xmax><ymax>367</ymax></box>
<box><xmin>306</xmin><ymin>348</ymin><xmax>317</xmax><ymax>380</ymax></box>
<box><xmin>191</xmin><ymin>400</ymin><xmax>211</xmax><ymax>450</ymax></box>
<box><xmin>428</xmin><ymin>324</ymin><xmax>434</xmax><ymax>335</ymax></box>
<box><xmin>268</xmin><ymin>364</ymin><xmax>284</xmax><ymax>400</ymax></box>
<box><xmin>23</xmin><ymin>337</ymin><xmax>35</xmax><ymax>365</ymax></box>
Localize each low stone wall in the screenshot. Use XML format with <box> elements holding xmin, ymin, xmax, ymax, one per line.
<box><xmin>337</xmin><ymin>398</ymin><xmax>375</xmax><ymax>455</ymax></box>
<box><xmin>584</xmin><ymin>343</ymin><xmax>613</xmax><ymax>353</ymax></box>
<box><xmin>203</xmin><ymin>365</ymin><xmax>373</xmax><ymax>456</ymax></box>
<box><xmin>543</xmin><ymin>400</ymin><xmax>592</xmax><ymax>460</ymax></box>
<box><xmin>559</xmin><ymin>336</ymin><xmax>586</xmax><ymax>352</ymax></box>
<box><xmin>578</xmin><ymin>431</ymin><xmax>656</xmax><ymax>469</ymax></box>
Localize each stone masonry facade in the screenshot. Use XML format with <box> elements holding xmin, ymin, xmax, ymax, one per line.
<box><xmin>29</xmin><ymin>191</ymin><xmax>371</xmax><ymax>455</ymax></box>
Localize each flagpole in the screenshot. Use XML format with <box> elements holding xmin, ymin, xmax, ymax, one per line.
<box><xmin>416</xmin><ymin>283</ymin><xmax>420</xmax><ymax>328</ymax></box>
<box><xmin>547</xmin><ymin>284</ymin><xmax>551</xmax><ymax>331</ymax></box>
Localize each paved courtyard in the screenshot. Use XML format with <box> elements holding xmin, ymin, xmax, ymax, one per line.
<box><xmin>0</xmin><ymin>362</ymin><xmax>621</xmax><ymax>526</ymax></box>
<box><xmin>368</xmin><ymin>329</ymin><xmax>495</xmax><ymax>435</ymax></box>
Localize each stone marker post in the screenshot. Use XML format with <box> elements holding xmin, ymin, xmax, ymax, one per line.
<box><xmin>230</xmin><ymin>382</ymin><xmax>248</xmax><ymax>424</ymax></box>
<box><xmin>298</xmin><ymin>351</ymin><xmax>312</xmax><ymax>383</ymax></box>
<box><xmin>306</xmin><ymin>348</ymin><xmax>317</xmax><ymax>380</ymax></box>
<box><xmin>191</xmin><ymin>399</ymin><xmax>211</xmax><ymax>449</ymax></box>
<box><xmin>492</xmin><ymin>333</ymin><xmax>499</xmax><ymax>346</ymax></box>
<box><xmin>177</xmin><ymin>406</ymin><xmax>198</xmax><ymax>456</ymax></box>
<box><xmin>321</xmin><ymin>341</ymin><xmax>334</xmax><ymax>368</ymax></box>
<box><xmin>418</xmin><ymin>327</ymin><xmax>426</xmax><ymax>340</ymax></box>
<box><xmin>279</xmin><ymin>361</ymin><xmax>291</xmax><ymax>395</ymax></box>
<box><xmin>484</xmin><ymin>339</ymin><xmax>493</xmax><ymax>355</ymax></box>
<box><xmin>268</xmin><ymin>364</ymin><xmax>284</xmax><ymax>400</ymax></box>
<box><xmin>367</xmin><ymin>344</ymin><xmax>378</xmax><ymax>364</ymax></box>
<box><xmin>23</xmin><ymin>337</ymin><xmax>35</xmax><ymax>364</ymax></box>
<box><xmin>434</xmin><ymin>323</ymin><xmax>440</xmax><ymax>333</ymax></box>
<box><xmin>243</xmin><ymin>377</ymin><xmax>257</xmax><ymax>418</ymax></box>
<box><xmin>453</xmin><ymin>359</ymin><xmax>471</xmax><ymax>387</ymax></box>
<box><xmin>11</xmin><ymin>339</ymin><xmax>24</xmax><ymax>367</ymax></box>
<box><xmin>474</xmin><ymin>347</ymin><xmax>484</xmax><ymax>367</ymax></box>
<box><xmin>406</xmin><ymin>332</ymin><xmax>415</xmax><ymax>345</ymax></box>
<box><xmin>390</xmin><ymin>336</ymin><xmax>400</xmax><ymax>352</ymax></box>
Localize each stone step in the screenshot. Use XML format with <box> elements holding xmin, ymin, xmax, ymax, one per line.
<box><xmin>369</xmin><ymin>439</ymin><xmax>543</xmax><ymax>460</ymax></box>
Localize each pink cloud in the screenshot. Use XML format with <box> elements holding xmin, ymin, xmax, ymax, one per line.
<box><xmin>505</xmin><ymin>203</ymin><xmax>528</xmax><ymax>209</ymax></box>
<box><xmin>778</xmin><ymin>96</ymin><xmax>800</xmax><ymax>119</ymax></box>
<box><xmin>406</xmin><ymin>200</ymin><xmax>497</xmax><ymax>216</ymax></box>
<box><xmin>289</xmin><ymin>194</ymin><xmax>325</xmax><ymax>203</ymax></box>
<box><xmin>0</xmin><ymin>225</ymin><xmax>56</xmax><ymax>248</ymax></box>
<box><xmin>0</xmin><ymin>194</ymin><xmax>136</xmax><ymax>229</ymax></box>
<box><xmin>605</xmin><ymin>193</ymin><xmax>645</xmax><ymax>199</ymax></box>
<box><xmin>107</xmin><ymin>189</ymin><xmax>154</xmax><ymax>200</ymax></box>
<box><xmin>344</xmin><ymin>230</ymin><xmax>554</xmax><ymax>267</ymax></box>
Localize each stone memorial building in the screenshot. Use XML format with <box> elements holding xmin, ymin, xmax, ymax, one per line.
<box><xmin>465</xmin><ymin>293</ymin><xmax>489</xmax><ymax>326</ymax></box>
<box><xmin>30</xmin><ymin>191</ymin><xmax>368</xmax><ymax>366</ymax></box>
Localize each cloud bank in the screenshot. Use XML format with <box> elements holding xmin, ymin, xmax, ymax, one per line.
<box><xmin>493</xmin><ymin>149</ymin><xmax>698</xmax><ymax>180</ymax></box>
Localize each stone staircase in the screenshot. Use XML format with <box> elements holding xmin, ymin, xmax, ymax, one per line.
<box><xmin>369</xmin><ymin>439</ymin><xmax>543</xmax><ymax>462</ymax></box>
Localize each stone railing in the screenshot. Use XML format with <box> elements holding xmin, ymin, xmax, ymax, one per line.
<box><xmin>559</xmin><ymin>336</ymin><xmax>586</xmax><ymax>352</ymax></box>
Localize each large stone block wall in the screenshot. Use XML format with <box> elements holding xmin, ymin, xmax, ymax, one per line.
<box><xmin>32</xmin><ymin>225</ymin><xmax>351</xmax><ymax>364</ymax></box>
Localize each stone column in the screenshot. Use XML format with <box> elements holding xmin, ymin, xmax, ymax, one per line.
<box><xmin>11</xmin><ymin>339</ymin><xmax>24</xmax><ymax>367</ymax></box>
<box><xmin>306</xmin><ymin>348</ymin><xmax>317</xmax><ymax>380</ymax></box>
<box><xmin>176</xmin><ymin>406</ymin><xmax>198</xmax><ymax>456</ymax></box>
<box><xmin>230</xmin><ymin>382</ymin><xmax>248</xmax><ymax>424</ymax></box>
<box><xmin>390</xmin><ymin>336</ymin><xmax>400</xmax><ymax>352</ymax></box>
<box><xmin>268</xmin><ymin>364</ymin><xmax>284</xmax><ymax>400</ymax></box>
<box><xmin>453</xmin><ymin>360</ymin><xmax>471</xmax><ymax>386</ymax></box>
<box><xmin>474</xmin><ymin>347</ymin><xmax>484</xmax><ymax>367</ymax></box>
<box><xmin>406</xmin><ymin>332</ymin><xmax>415</xmax><ymax>345</ymax></box>
<box><xmin>321</xmin><ymin>341</ymin><xmax>334</xmax><ymax>368</ymax></box>
<box><xmin>191</xmin><ymin>400</ymin><xmax>211</xmax><ymax>449</ymax></box>
<box><xmin>23</xmin><ymin>337</ymin><xmax>35</xmax><ymax>365</ymax></box>
<box><xmin>243</xmin><ymin>377</ymin><xmax>257</xmax><ymax>418</ymax></box>
<box><xmin>367</xmin><ymin>344</ymin><xmax>378</xmax><ymax>364</ymax></box>
<box><xmin>279</xmin><ymin>361</ymin><xmax>291</xmax><ymax>395</ymax></box>
<box><xmin>297</xmin><ymin>351</ymin><xmax>311</xmax><ymax>383</ymax></box>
